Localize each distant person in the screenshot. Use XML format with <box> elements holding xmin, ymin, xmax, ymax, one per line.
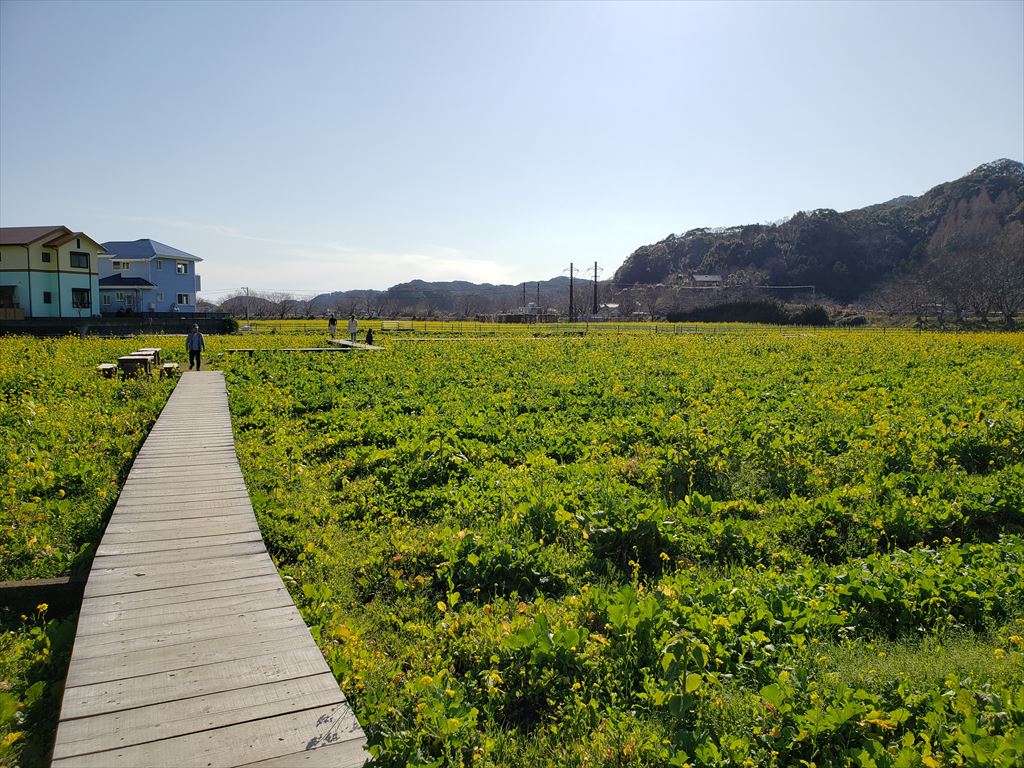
<box><xmin>186</xmin><ymin>323</ymin><xmax>206</xmax><ymax>370</ymax></box>
<box><xmin>348</xmin><ymin>314</ymin><xmax>358</xmax><ymax>343</ymax></box>
<box><xmin>365</xmin><ymin>328</ymin><xmax>374</xmax><ymax>346</ymax></box>
<box><xmin>328</xmin><ymin>314</ymin><xmax>337</xmax><ymax>338</ymax></box>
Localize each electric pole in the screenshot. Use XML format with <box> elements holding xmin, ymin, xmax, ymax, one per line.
<box><xmin>522</xmin><ymin>282</ymin><xmax>527</xmax><ymax>308</ymax></box>
<box><xmin>564</xmin><ymin>263</ymin><xmax>578</xmax><ymax>322</ymax></box>
<box><xmin>588</xmin><ymin>261</ymin><xmax>602</xmax><ymax>315</ymax></box>
<box><xmin>242</xmin><ymin>286</ymin><xmax>250</xmax><ymax>322</ymax></box>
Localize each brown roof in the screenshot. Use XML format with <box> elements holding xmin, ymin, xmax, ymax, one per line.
<box><xmin>0</xmin><ymin>226</ymin><xmax>70</xmax><ymax>246</ymax></box>
<box><xmin>45</xmin><ymin>231</ymin><xmax>109</xmax><ymax>253</ymax></box>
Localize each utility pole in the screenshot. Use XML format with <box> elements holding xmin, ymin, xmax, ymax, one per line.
<box><xmin>588</xmin><ymin>261</ymin><xmax>602</xmax><ymax>315</ymax></box>
<box><xmin>522</xmin><ymin>282</ymin><xmax>526</xmax><ymax>308</ymax></box>
<box><xmin>242</xmin><ymin>286</ymin><xmax>250</xmax><ymax>321</ymax></box>
<box><xmin>564</xmin><ymin>263</ymin><xmax>578</xmax><ymax>322</ymax></box>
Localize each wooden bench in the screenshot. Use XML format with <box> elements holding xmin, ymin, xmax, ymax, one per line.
<box><xmin>135</xmin><ymin>347</ymin><xmax>162</xmax><ymax>365</ymax></box>
<box><xmin>117</xmin><ymin>355</ymin><xmax>152</xmax><ymax>376</ymax></box>
<box><xmin>96</xmin><ymin>363</ymin><xmax>117</xmax><ymax>378</ymax></box>
<box><xmin>161</xmin><ymin>362</ymin><xmax>180</xmax><ymax>377</ymax></box>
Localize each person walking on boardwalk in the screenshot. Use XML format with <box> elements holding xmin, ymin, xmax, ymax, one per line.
<box><xmin>186</xmin><ymin>323</ymin><xmax>206</xmax><ymax>370</ymax></box>
<box><xmin>328</xmin><ymin>313</ymin><xmax>337</xmax><ymax>338</ymax></box>
<box><xmin>348</xmin><ymin>314</ymin><xmax>358</xmax><ymax>343</ymax></box>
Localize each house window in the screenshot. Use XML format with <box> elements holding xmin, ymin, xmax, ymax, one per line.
<box><xmin>43</xmin><ymin>291</ymin><xmax>52</xmax><ymax>304</ymax></box>
<box><xmin>103</xmin><ymin>294</ymin><xmax>111</xmax><ymax>306</ymax></box>
<box><xmin>70</xmin><ymin>251</ymin><xmax>89</xmax><ymax>269</ymax></box>
<box><xmin>156</xmin><ymin>292</ymin><xmax>164</xmax><ymax>302</ymax></box>
<box><xmin>112</xmin><ymin>260</ymin><xmax>129</xmax><ymax>270</ymax></box>
<box><xmin>72</xmin><ymin>288</ymin><xmax>91</xmax><ymax>308</ymax></box>
<box><xmin>177</xmin><ymin>293</ymin><xmax>191</xmax><ymax>305</ymax></box>
<box><xmin>42</xmin><ymin>252</ymin><xmax>52</xmax><ymax>263</ymax></box>
<box><xmin>176</xmin><ymin>262</ymin><xmax>188</xmax><ymax>274</ymax></box>
<box><xmin>156</xmin><ymin>260</ymin><xmax>163</xmax><ymax>270</ymax></box>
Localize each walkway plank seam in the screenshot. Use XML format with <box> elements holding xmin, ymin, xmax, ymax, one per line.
<box><xmin>52</xmin><ymin>371</ymin><xmax>368</xmax><ymax>768</ymax></box>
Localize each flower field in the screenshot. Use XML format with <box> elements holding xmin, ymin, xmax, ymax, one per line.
<box><xmin>221</xmin><ymin>330</ymin><xmax>1024</xmax><ymax>766</ymax></box>
<box><xmin>2</xmin><ymin>328</ymin><xmax>1023</xmax><ymax>767</ymax></box>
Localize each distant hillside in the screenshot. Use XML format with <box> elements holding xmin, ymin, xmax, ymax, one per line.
<box><xmin>614</xmin><ymin>159</ymin><xmax>1024</xmax><ymax>303</ymax></box>
<box><xmin>311</xmin><ymin>276</ymin><xmax>583</xmax><ymax>317</ymax></box>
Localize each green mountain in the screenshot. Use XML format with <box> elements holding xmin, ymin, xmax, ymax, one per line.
<box><xmin>614</xmin><ymin>159</ymin><xmax>1024</xmax><ymax>303</ymax></box>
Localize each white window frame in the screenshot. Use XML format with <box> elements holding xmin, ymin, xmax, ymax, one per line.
<box><xmin>155</xmin><ymin>260</ymin><xmax>163</xmax><ymax>270</ymax></box>
<box><xmin>156</xmin><ymin>292</ymin><xmax>164</xmax><ymax>302</ymax></box>
<box><xmin>176</xmin><ymin>262</ymin><xmax>188</xmax><ymax>274</ymax></box>
<box><xmin>102</xmin><ymin>294</ymin><xmax>111</xmax><ymax>306</ymax></box>
<box><xmin>176</xmin><ymin>293</ymin><xmax>191</xmax><ymax>305</ymax></box>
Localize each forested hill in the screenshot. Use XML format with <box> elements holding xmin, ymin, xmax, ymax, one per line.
<box><xmin>614</xmin><ymin>159</ymin><xmax>1024</xmax><ymax>302</ymax></box>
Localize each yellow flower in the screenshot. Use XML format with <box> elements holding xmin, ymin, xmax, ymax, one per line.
<box><xmin>36</xmin><ymin>603</ymin><xmax>48</xmax><ymax>614</ymax></box>
<box><xmin>994</xmin><ymin>648</ymin><xmax>1006</xmax><ymax>660</ymax></box>
<box><xmin>2</xmin><ymin>731</ymin><xmax>23</xmax><ymax>748</ymax></box>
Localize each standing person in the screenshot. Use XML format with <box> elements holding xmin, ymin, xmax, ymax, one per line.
<box><xmin>328</xmin><ymin>314</ymin><xmax>337</xmax><ymax>338</ymax></box>
<box><xmin>186</xmin><ymin>323</ymin><xmax>205</xmax><ymax>370</ymax></box>
<box><xmin>348</xmin><ymin>314</ymin><xmax>358</xmax><ymax>343</ymax></box>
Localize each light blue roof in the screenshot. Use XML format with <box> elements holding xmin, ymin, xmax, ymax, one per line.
<box><xmin>101</xmin><ymin>239</ymin><xmax>202</xmax><ymax>262</ymax></box>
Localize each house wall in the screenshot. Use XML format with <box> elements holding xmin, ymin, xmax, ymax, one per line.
<box><xmin>98</xmin><ymin>255</ymin><xmax>201</xmax><ymax>312</ymax></box>
<box><xmin>152</xmin><ymin>257</ymin><xmax>199</xmax><ymax>311</ymax></box>
<box><xmin>0</xmin><ymin>241</ymin><xmax>100</xmax><ymax>318</ymax></box>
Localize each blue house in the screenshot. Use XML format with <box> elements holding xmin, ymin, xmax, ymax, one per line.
<box><xmin>98</xmin><ymin>239</ymin><xmax>202</xmax><ymax>313</ymax></box>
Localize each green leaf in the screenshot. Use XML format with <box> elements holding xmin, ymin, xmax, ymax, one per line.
<box><xmin>760</xmin><ymin>683</ymin><xmax>785</xmax><ymax>709</ymax></box>
<box><xmin>22</xmin><ymin>681</ymin><xmax>45</xmax><ymax>708</ymax></box>
<box><xmin>684</xmin><ymin>673</ymin><xmax>702</xmax><ymax>693</ymax></box>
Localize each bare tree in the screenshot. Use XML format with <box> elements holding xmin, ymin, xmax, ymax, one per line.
<box><xmin>261</xmin><ymin>292</ymin><xmax>297</xmax><ymax>319</ymax></box>
<box><xmin>988</xmin><ymin>228</ymin><xmax>1024</xmax><ymax>325</ymax></box>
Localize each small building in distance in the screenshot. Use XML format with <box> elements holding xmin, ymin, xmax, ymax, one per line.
<box><xmin>0</xmin><ymin>226</ymin><xmax>106</xmax><ymax>318</ymax></box>
<box><xmin>99</xmin><ymin>239</ymin><xmax>202</xmax><ymax>313</ymax></box>
<box><xmin>493</xmin><ymin>303</ymin><xmax>560</xmax><ymax>323</ymax></box>
<box><xmin>687</xmin><ymin>274</ymin><xmax>723</xmax><ymax>287</ymax></box>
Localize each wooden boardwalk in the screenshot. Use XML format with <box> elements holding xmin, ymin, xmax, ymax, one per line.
<box><xmin>52</xmin><ymin>372</ymin><xmax>368</xmax><ymax>768</ymax></box>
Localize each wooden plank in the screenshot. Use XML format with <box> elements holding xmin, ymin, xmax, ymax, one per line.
<box><xmin>51</xmin><ymin>703</ymin><xmax>365</xmax><ymax>768</ymax></box>
<box><xmin>60</xmin><ymin>646</ymin><xmax>332</xmax><ymax>718</ymax></box>
<box><xmin>92</xmin><ymin>539</ymin><xmax>268</xmax><ymax>568</ymax></box>
<box><xmin>84</xmin><ymin>558</ymin><xmax>279</xmax><ymax>599</ymax></box>
<box><xmin>76</xmin><ymin>586</ymin><xmax>293</xmax><ymax>636</ymax></box>
<box><xmin>65</xmin><ymin>623</ymin><xmax>316</xmax><ymax>688</ymax></box>
<box><xmin>52</xmin><ymin>673</ymin><xmax>344</xmax><ymax>759</ymax></box>
<box><xmin>114</xmin><ymin>486</ymin><xmax>250</xmax><ymax>503</ymax></box>
<box><xmin>101</xmin><ymin>515</ymin><xmax>261</xmax><ymax>540</ymax></box>
<box><xmin>123</xmin><ymin>470</ymin><xmax>246</xmax><ymax>484</ymax></box>
<box><xmin>108</xmin><ymin>506</ymin><xmax>256</xmax><ymax>524</ymax></box>
<box><xmin>235</xmin><ymin>739</ymin><xmax>370</xmax><ymax>768</ymax></box>
<box><xmin>80</xmin><ymin>573</ymin><xmax>286</xmax><ymax>614</ymax></box>
<box><xmin>69</xmin><ymin>605</ymin><xmax>306</xmax><ymax>660</ymax></box>
<box><xmin>107</xmin><ymin>500</ymin><xmax>255</xmax><ymax>518</ymax></box>
<box><xmin>96</xmin><ymin>530</ymin><xmax>263</xmax><ymax>556</ymax></box>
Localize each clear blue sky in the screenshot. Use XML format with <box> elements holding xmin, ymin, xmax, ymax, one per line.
<box><xmin>1</xmin><ymin>0</ymin><xmax>1022</xmax><ymax>297</ymax></box>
